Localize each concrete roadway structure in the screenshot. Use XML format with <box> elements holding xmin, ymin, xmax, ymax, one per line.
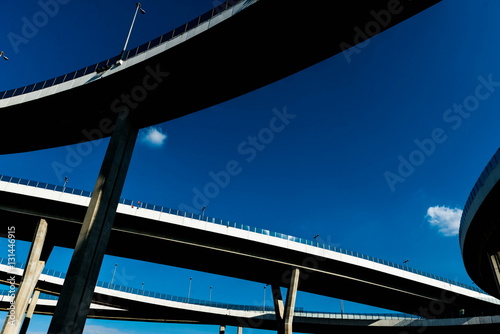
<box><xmin>0</xmin><ymin>0</ymin><xmax>441</xmax><ymax>155</ymax></box>
<box><xmin>1</xmin><ymin>177</ymin><xmax>500</xmax><ymax>320</ymax></box>
<box><xmin>460</xmin><ymin>149</ymin><xmax>500</xmax><ymax>299</ymax></box>
<box><xmin>2</xmin><ymin>264</ymin><xmax>500</xmax><ymax>333</ymax></box>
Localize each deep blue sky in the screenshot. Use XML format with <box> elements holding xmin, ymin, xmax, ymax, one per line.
<box><xmin>1</xmin><ymin>0</ymin><xmax>500</xmax><ymax>333</ymax></box>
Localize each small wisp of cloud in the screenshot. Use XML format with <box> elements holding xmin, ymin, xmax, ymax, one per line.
<box><xmin>83</xmin><ymin>325</ymin><xmax>136</xmax><ymax>334</ymax></box>
<box><xmin>426</xmin><ymin>205</ymin><xmax>463</xmax><ymax>237</ymax></box>
<box><xmin>139</xmin><ymin>126</ymin><xmax>168</xmax><ymax>148</ymax></box>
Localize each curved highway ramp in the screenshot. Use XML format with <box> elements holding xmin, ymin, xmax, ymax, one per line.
<box><xmin>0</xmin><ymin>0</ymin><xmax>441</xmax><ymax>154</ymax></box>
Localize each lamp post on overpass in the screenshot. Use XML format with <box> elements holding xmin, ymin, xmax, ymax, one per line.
<box><xmin>119</xmin><ymin>3</ymin><xmax>146</xmax><ymax>62</ymax></box>
<box><xmin>263</xmin><ymin>284</ymin><xmax>269</xmax><ymax>311</ymax></box>
<box><xmin>313</xmin><ymin>234</ymin><xmax>320</xmax><ymax>246</ymax></box>
<box><xmin>110</xmin><ymin>263</ymin><xmax>118</xmax><ymax>286</ymax></box>
<box><xmin>187</xmin><ymin>277</ymin><xmax>192</xmax><ymax>302</ymax></box>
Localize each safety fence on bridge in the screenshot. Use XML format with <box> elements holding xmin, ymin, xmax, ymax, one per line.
<box><xmin>0</xmin><ymin>174</ymin><xmax>486</xmax><ymax>294</ymax></box>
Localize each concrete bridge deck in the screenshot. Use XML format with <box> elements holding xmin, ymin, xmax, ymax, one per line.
<box><xmin>1</xmin><ymin>175</ymin><xmax>499</xmax><ymax>319</ymax></box>
<box><xmin>0</xmin><ymin>0</ymin><xmax>441</xmax><ymax>154</ymax></box>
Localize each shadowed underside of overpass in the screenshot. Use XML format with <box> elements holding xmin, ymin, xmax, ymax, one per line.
<box><xmin>0</xmin><ymin>0</ymin><xmax>441</xmax><ymax>154</ymax></box>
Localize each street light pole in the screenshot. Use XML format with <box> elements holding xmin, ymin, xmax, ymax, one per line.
<box><xmin>119</xmin><ymin>3</ymin><xmax>146</xmax><ymax>61</ymax></box>
<box><xmin>187</xmin><ymin>277</ymin><xmax>192</xmax><ymax>302</ymax></box>
<box><xmin>263</xmin><ymin>284</ymin><xmax>269</xmax><ymax>311</ymax></box>
<box><xmin>110</xmin><ymin>263</ymin><xmax>118</xmax><ymax>287</ymax></box>
<box><xmin>313</xmin><ymin>234</ymin><xmax>320</xmax><ymax>246</ymax></box>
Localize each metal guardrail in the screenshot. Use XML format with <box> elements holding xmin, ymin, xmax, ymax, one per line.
<box><xmin>0</xmin><ymin>0</ymin><xmax>250</xmax><ymax>100</ymax></box>
<box><xmin>0</xmin><ymin>259</ymin><xmax>420</xmax><ymax>319</ymax></box>
<box><xmin>0</xmin><ymin>174</ymin><xmax>488</xmax><ymax>295</ymax></box>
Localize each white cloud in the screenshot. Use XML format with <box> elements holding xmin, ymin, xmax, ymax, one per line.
<box><xmin>140</xmin><ymin>126</ymin><xmax>167</xmax><ymax>148</ymax></box>
<box><xmin>426</xmin><ymin>206</ymin><xmax>463</xmax><ymax>236</ymax></box>
<box><xmin>84</xmin><ymin>325</ymin><xmax>136</xmax><ymax>334</ymax></box>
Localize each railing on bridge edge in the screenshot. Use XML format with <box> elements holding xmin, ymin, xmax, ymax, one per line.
<box><xmin>0</xmin><ymin>0</ymin><xmax>253</xmax><ymax>100</ymax></box>
<box><xmin>0</xmin><ymin>259</ymin><xmax>420</xmax><ymax>320</ymax></box>
<box><xmin>0</xmin><ymin>174</ymin><xmax>487</xmax><ymax>295</ymax></box>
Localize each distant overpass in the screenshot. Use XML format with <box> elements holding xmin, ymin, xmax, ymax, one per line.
<box><xmin>1</xmin><ymin>175</ymin><xmax>499</xmax><ymax>319</ymax></box>
<box><xmin>0</xmin><ymin>0</ymin><xmax>441</xmax><ymax>154</ymax></box>
<box><xmin>2</xmin><ymin>261</ymin><xmax>500</xmax><ymax>333</ymax></box>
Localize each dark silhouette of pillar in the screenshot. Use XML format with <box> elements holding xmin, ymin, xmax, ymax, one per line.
<box><xmin>48</xmin><ymin>113</ymin><xmax>138</xmax><ymax>334</ymax></box>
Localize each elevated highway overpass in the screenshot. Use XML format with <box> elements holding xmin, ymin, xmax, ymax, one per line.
<box><xmin>0</xmin><ymin>0</ymin><xmax>441</xmax><ymax>154</ymax></box>
<box><xmin>1</xmin><ymin>175</ymin><xmax>499</xmax><ymax>320</ymax></box>
<box><xmin>0</xmin><ymin>261</ymin><xmax>424</xmax><ymax>333</ymax></box>
<box><xmin>0</xmin><ymin>1</ymin><xmax>449</xmax><ymax>331</ymax></box>
<box><xmin>460</xmin><ymin>149</ymin><xmax>500</xmax><ymax>299</ymax></box>
<box><xmin>2</xmin><ymin>260</ymin><xmax>500</xmax><ymax>333</ymax></box>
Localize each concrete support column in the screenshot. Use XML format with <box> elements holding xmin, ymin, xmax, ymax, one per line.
<box><xmin>1</xmin><ymin>219</ymin><xmax>47</xmax><ymax>334</ymax></box>
<box><xmin>271</xmin><ymin>284</ymin><xmax>284</xmax><ymax>329</ymax></box>
<box><xmin>271</xmin><ymin>268</ymin><xmax>300</xmax><ymax>334</ymax></box>
<box><xmin>19</xmin><ymin>290</ymin><xmax>41</xmax><ymax>334</ymax></box>
<box><xmin>219</xmin><ymin>325</ymin><xmax>226</xmax><ymax>334</ymax></box>
<box><xmin>283</xmin><ymin>268</ymin><xmax>300</xmax><ymax>334</ymax></box>
<box><xmin>489</xmin><ymin>252</ymin><xmax>500</xmax><ymax>296</ymax></box>
<box><xmin>48</xmin><ymin>112</ymin><xmax>138</xmax><ymax>334</ymax></box>
<box><xmin>237</xmin><ymin>327</ymin><xmax>243</xmax><ymax>334</ymax></box>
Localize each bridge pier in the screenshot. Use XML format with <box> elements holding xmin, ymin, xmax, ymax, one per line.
<box><xmin>489</xmin><ymin>252</ymin><xmax>500</xmax><ymax>296</ymax></box>
<box><xmin>272</xmin><ymin>268</ymin><xmax>300</xmax><ymax>334</ymax></box>
<box><xmin>48</xmin><ymin>112</ymin><xmax>138</xmax><ymax>334</ymax></box>
<box><xmin>19</xmin><ymin>290</ymin><xmax>40</xmax><ymax>334</ymax></box>
<box><xmin>1</xmin><ymin>219</ymin><xmax>47</xmax><ymax>334</ymax></box>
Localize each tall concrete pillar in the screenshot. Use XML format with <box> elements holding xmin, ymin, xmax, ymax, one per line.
<box><xmin>19</xmin><ymin>290</ymin><xmax>41</xmax><ymax>334</ymax></box>
<box><xmin>1</xmin><ymin>219</ymin><xmax>47</xmax><ymax>334</ymax></box>
<box><xmin>283</xmin><ymin>268</ymin><xmax>300</xmax><ymax>334</ymax></box>
<box><xmin>237</xmin><ymin>327</ymin><xmax>243</xmax><ymax>334</ymax></box>
<box><xmin>489</xmin><ymin>252</ymin><xmax>500</xmax><ymax>296</ymax></box>
<box><xmin>219</xmin><ymin>325</ymin><xmax>226</xmax><ymax>334</ymax></box>
<box><xmin>271</xmin><ymin>268</ymin><xmax>300</xmax><ymax>334</ymax></box>
<box><xmin>48</xmin><ymin>112</ymin><xmax>138</xmax><ymax>334</ymax></box>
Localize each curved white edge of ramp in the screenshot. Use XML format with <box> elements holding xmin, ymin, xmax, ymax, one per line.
<box><xmin>0</xmin><ymin>0</ymin><xmax>257</xmax><ymax>109</ymax></box>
